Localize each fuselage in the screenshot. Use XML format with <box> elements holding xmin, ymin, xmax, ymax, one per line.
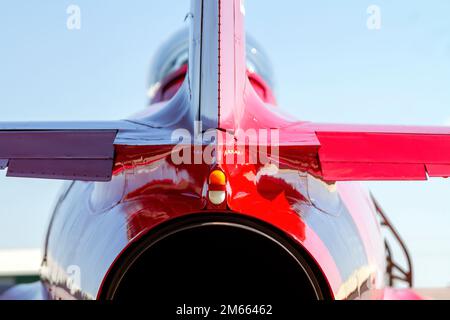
<box><xmin>39</xmin><ymin>64</ymin><xmax>387</xmax><ymax>300</ymax></box>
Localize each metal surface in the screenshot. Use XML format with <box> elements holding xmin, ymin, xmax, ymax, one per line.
<box><xmin>314</xmin><ymin>126</ymin><xmax>450</xmax><ymax>181</ymax></box>
<box><xmin>0</xmin><ymin>131</ymin><xmax>116</xmax><ymax>159</ymax></box>
<box><xmin>35</xmin><ymin>144</ymin><xmax>384</xmax><ymax>300</ymax></box>
<box><xmin>0</xmin><ymin>130</ymin><xmax>117</xmax><ymax>181</ymax></box>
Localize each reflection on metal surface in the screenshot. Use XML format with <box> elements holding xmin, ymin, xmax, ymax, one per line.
<box><xmin>89</xmin><ymin>173</ymin><xmax>126</xmax><ymax>214</ymax></box>
<box><xmin>335</xmin><ymin>265</ymin><xmax>377</xmax><ymax>300</ymax></box>
<box><xmin>307</xmin><ymin>175</ymin><xmax>342</xmax><ymax>216</ymax></box>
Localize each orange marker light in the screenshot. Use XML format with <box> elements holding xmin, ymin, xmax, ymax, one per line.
<box><xmin>209</xmin><ymin>169</ymin><xmax>226</xmax><ymax>186</ymax></box>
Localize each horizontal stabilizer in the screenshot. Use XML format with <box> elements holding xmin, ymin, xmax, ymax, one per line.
<box><xmin>0</xmin><ymin>123</ymin><xmax>119</xmax><ymax>181</ymax></box>
<box><xmin>285</xmin><ymin>123</ymin><xmax>450</xmax><ymax>181</ymax></box>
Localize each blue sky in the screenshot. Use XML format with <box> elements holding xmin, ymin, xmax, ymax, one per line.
<box><xmin>0</xmin><ymin>1</ymin><xmax>449</xmax><ymax>287</ymax></box>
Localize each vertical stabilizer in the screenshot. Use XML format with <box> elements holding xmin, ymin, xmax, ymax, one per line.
<box><xmin>188</xmin><ymin>0</ymin><xmax>248</xmax><ymax>131</ymax></box>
